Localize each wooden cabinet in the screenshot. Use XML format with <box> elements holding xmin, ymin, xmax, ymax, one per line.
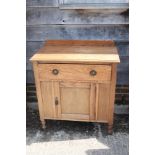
<box><xmin>30</xmin><ymin>40</ymin><xmax>120</xmax><ymax>134</ymax></box>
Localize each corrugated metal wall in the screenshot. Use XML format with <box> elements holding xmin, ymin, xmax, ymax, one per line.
<box><xmin>26</xmin><ymin>0</ymin><xmax>129</xmax><ymax>85</ymax></box>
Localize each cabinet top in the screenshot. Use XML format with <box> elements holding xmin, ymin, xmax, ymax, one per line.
<box><xmin>30</xmin><ymin>40</ymin><xmax>120</xmax><ymax>64</ymax></box>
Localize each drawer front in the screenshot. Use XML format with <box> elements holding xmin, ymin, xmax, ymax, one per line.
<box><xmin>38</xmin><ymin>64</ymin><xmax>111</xmax><ymax>82</ymax></box>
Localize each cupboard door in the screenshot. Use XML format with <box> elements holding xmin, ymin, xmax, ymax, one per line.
<box><xmin>60</xmin><ymin>82</ymin><xmax>96</xmax><ymax>121</ymax></box>
<box><xmin>40</xmin><ymin>81</ymin><xmax>61</xmax><ymax>119</ymax></box>
<box><xmin>97</xmin><ymin>83</ymin><xmax>111</xmax><ymax>121</ymax></box>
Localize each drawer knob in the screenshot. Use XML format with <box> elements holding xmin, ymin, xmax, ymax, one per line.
<box><xmin>90</xmin><ymin>70</ymin><xmax>97</xmax><ymax>76</ymax></box>
<box><xmin>52</xmin><ymin>69</ymin><xmax>59</xmax><ymax>75</ymax></box>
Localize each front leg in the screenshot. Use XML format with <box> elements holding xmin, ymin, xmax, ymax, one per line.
<box><xmin>108</xmin><ymin>123</ymin><xmax>113</xmax><ymax>134</ymax></box>
<box><xmin>41</xmin><ymin>119</ymin><xmax>46</xmax><ymax>129</ymax></box>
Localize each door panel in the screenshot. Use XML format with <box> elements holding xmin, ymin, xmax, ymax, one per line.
<box><xmin>97</xmin><ymin>83</ymin><xmax>110</xmax><ymax>121</ymax></box>
<box><xmin>40</xmin><ymin>81</ymin><xmax>55</xmax><ymax>118</ymax></box>
<box><xmin>89</xmin><ymin>83</ymin><xmax>96</xmax><ymax>120</ymax></box>
<box><xmin>60</xmin><ymin>82</ymin><xmax>95</xmax><ymax>120</ymax></box>
<box><xmin>40</xmin><ymin>81</ymin><xmax>61</xmax><ymax>118</ymax></box>
<box><xmin>61</xmin><ymin>87</ymin><xmax>90</xmax><ymax>114</ymax></box>
<box><xmin>40</xmin><ymin>81</ymin><xmax>109</xmax><ymax>121</ymax></box>
<box><xmin>53</xmin><ymin>81</ymin><xmax>61</xmax><ymax>118</ymax></box>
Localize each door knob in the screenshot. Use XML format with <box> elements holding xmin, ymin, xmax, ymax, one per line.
<box><xmin>55</xmin><ymin>97</ymin><xmax>58</xmax><ymax>105</ymax></box>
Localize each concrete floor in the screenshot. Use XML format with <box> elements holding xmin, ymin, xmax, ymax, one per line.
<box><xmin>26</xmin><ymin>107</ymin><xmax>129</xmax><ymax>155</ymax></box>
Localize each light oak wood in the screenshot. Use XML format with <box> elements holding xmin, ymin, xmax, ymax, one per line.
<box><xmin>89</xmin><ymin>83</ymin><xmax>96</xmax><ymax>120</ymax></box>
<box><xmin>30</xmin><ymin>40</ymin><xmax>120</xmax><ymax>134</ymax></box>
<box><xmin>60</xmin><ymin>82</ymin><xmax>90</xmax><ymax>88</ymax></box>
<box><xmin>61</xmin><ymin>114</ymin><xmax>89</xmax><ymax>120</ymax></box>
<box><xmin>38</xmin><ymin>64</ymin><xmax>111</xmax><ymax>82</ymax></box>
<box><xmin>30</xmin><ymin>40</ymin><xmax>120</xmax><ymax>63</ymax></box>
<box><xmin>53</xmin><ymin>81</ymin><xmax>61</xmax><ymax>118</ymax></box>
<box><xmin>40</xmin><ymin>81</ymin><xmax>56</xmax><ymax>118</ymax></box>
<box><xmin>97</xmin><ymin>83</ymin><xmax>111</xmax><ymax>121</ymax></box>
<box><xmin>60</xmin><ymin>82</ymin><xmax>90</xmax><ymax>117</ymax></box>
<box><xmin>32</xmin><ymin>62</ymin><xmax>45</xmax><ymax>128</ymax></box>
<box><xmin>44</xmin><ymin>40</ymin><xmax>115</xmax><ymax>46</ymax></box>
<box><xmin>44</xmin><ymin>117</ymin><xmax>108</xmax><ymax>123</ymax></box>
<box><xmin>95</xmin><ymin>83</ymin><xmax>99</xmax><ymax>120</ymax></box>
<box><xmin>108</xmin><ymin>64</ymin><xmax>117</xmax><ymax>134</ymax></box>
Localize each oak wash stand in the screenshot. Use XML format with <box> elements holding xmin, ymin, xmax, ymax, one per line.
<box><xmin>30</xmin><ymin>40</ymin><xmax>120</xmax><ymax>134</ymax></box>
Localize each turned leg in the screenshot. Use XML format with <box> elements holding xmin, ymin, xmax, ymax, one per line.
<box><xmin>41</xmin><ymin>119</ymin><xmax>46</xmax><ymax>129</ymax></box>
<box><xmin>108</xmin><ymin>124</ymin><xmax>113</xmax><ymax>134</ymax></box>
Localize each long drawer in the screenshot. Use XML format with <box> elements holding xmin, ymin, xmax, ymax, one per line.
<box><xmin>38</xmin><ymin>64</ymin><xmax>111</xmax><ymax>82</ymax></box>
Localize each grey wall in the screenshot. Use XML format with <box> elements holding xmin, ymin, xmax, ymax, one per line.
<box><xmin>26</xmin><ymin>0</ymin><xmax>129</xmax><ymax>85</ymax></box>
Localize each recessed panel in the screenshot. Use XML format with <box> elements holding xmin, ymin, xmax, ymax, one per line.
<box><xmin>61</xmin><ymin>87</ymin><xmax>90</xmax><ymax>115</ymax></box>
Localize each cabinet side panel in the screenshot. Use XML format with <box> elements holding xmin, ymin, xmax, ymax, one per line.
<box><xmin>40</xmin><ymin>81</ymin><xmax>56</xmax><ymax>118</ymax></box>
<box><xmin>32</xmin><ymin>62</ymin><xmax>44</xmax><ymax>120</ymax></box>
<box><xmin>108</xmin><ymin>64</ymin><xmax>117</xmax><ymax>125</ymax></box>
<box><xmin>97</xmin><ymin>83</ymin><xmax>110</xmax><ymax>121</ymax></box>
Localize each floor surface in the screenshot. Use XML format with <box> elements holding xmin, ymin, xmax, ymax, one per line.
<box><xmin>26</xmin><ymin>107</ymin><xmax>129</xmax><ymax>155</ymax></box>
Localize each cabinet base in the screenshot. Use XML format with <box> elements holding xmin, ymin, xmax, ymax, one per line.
<box><xmin>40</xmin><ymin>119</ymin><xmax>113</xmax><ymax>134</ymax></box>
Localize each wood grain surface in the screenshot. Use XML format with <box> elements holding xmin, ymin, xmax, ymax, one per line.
<box><xmin>37</xmin><ymin>64</ymin><xmax>112</xmax><ymax>82</ymax></box>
